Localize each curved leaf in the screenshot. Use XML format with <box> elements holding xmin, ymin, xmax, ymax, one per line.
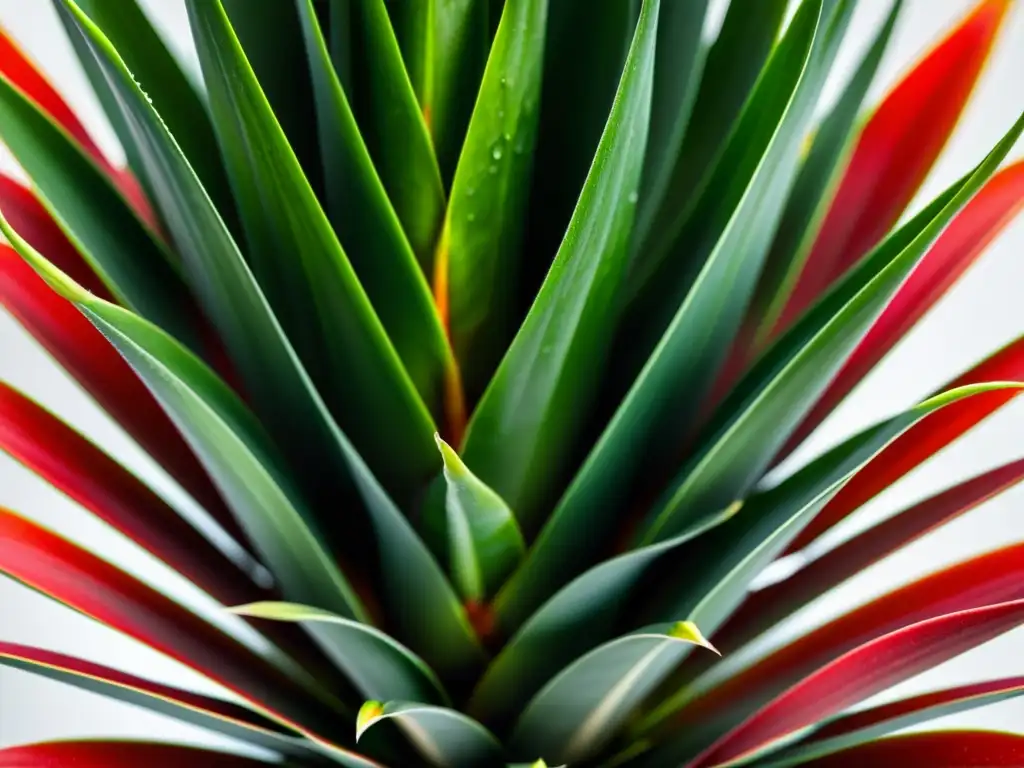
<box><xmin>0</xmin><ymin>381</ymin><xmax>263</xmax><ymax>607</ymax></box>
<box><xmin>0</xmin><ymin>209</ymin><xmax>366</xmax><ymax>623</ymax></box>
<box><xmin>761</xmin><ymin>676</ymin><xmax>1024</xmax><ymax>767</ymax></box>
<box><xmin>61</xmin><ymin>0</ymin><xmax>237</xmax><ymax>233</ymax></box>
<box><xmin>776</xmin><ymin>0</ymin><xmax>1012</xmax><ymax>330</ymax></box>
<box><xmin>220</xmin><ymin>0</ymin><xmax>324</xmax><ymax>198</ymax></box>
<box><xmin>691</xmin><ymin>598</ymin><xmax>1024</xmax><ymax>767</ymax></box>
<box><xmin>439</xmin><ymin>0</ymin><xmax>547</xmax><ymax>397</ymax></box>
<box><xmin>745</xmin><ymin>0</ymin><xmax>903</xmax><ymax>355</ymax></box>
<box><xmin>508</xmin><ymin>623</ymin><xmax>717</xmax><ymax>764</ymax></box>
<box><xmin>462</xmin><ymin>0</ymin><xmax>660</xmax><ymax>536</ymax></box>
<box><xmin>296</xmin><ymin>0</ymin><xmax>454</xmax><ymax>422</ymax></box>
<box><xmin>435</xmin><ymin>435</ymin><xmax>524</xmax><ymax>602</ymax></box>
<box><xmin>491</xmin><ymin>0</ymin><xmax>845</xmax><ymax>630</ymax></box>
<box><xmin>715</xmin><ymin>456</ymin><xmax>1024</xmax><ymax>660</ymax></box>
<box><xmin>781</xmin><ymin>160</ymin><xmax>1024</xmax><ymax>459</ymax></box>
<box><xmin>804</xmin><ymin>731</ymin><xmax>1024</xmax><ymax>767</ymax></box>
<box><xmin>468</xmin><ymin>509</ymin><xmax>733</xmax><ymax>727</ymax></box>
<box><xmin>639</xmin><ymin>109</ymin><xmax>1024</xmax><ymax>545</ymax></box>
<box><xmin>0</xmin><ymin>642</ymin><xmax>315</xmax><ymax>758</ymax></box>
<box><xmin>654</xmin><ymin>541</ymin><xmax>1024</xmax><ymax>760</ymax></box>
<box><xmin>789</xmin><ymin>333</ymin><xmax>1024</xmax><ymax>552</ymax></box>
<box><xmin>185</xmin><ymin>0</ymin><xmax>438</xmax><ymax>502</ymax></box>
<box><xmin>0</xmin><ymin>57</ymin><xmax>199</xmax><ymax>350</ymax></box>
<box><xmin>632</xmin><ymin>0</ymin><xmax>790</xmax><ymax>266</ymax></box>
<box><xmin>232</xmin><ymin>602</ymin><xmax>448</xmax><ymax>705</ymax></box>
<box><xmin>0</xmin><ymin>244</ymin><xmax>243</xmax><ymax>546</ymax></box>
<box><xmin>0</xmin><ymin>508</ymin><xmax>349</xmax><ymax>741</ymax></box>
<box><xmin>356</xmin><ymin>700</ymin><xmax>504</xmax><ymax>768</ymax></box>
<box><xmin>347</xmin><ymin>0</ymin><xmax>445</xmax><ymax>265</ymax></box>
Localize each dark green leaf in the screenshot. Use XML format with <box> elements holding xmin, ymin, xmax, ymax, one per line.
<box><xmin>186</xmin><ymin>0</ymin><xmax>439</xmax><ymax>505</ymax></box>
<box><xmin>0</xmin><ymin>63</ymin><xmax>199</xmax><ymax>352</ymax></box>
<box><xmin>221</xmin><ymin>0</ymin><xmax>324</xmax><ymax>198</ymax></box>
<box><xmin>0</xmin><ymin>215</ymin><xmax>366</xmax><ymax>622</ymax></box>
<box><xmin>632</xmin><ymin>0</ymin><xmax>791</xmax><ymax>265</ymax></box>
<box><xmin>460</xmin><ymin>0</ymin><xmax>660</xmax><ymax>535</ymax></box>
<box><xmin>519</xmin><ymin>0</ymin><xmax>637</xmax><ymax>300</ymax></box>
<box><xmin>508</xmin><ymin>623</ymin><xmax>717</xmax><ymax>764</ymax></box>
<box><xmin>630</xmin><ymin>0</ymin><xmax>710</xmax><ymax>254</ymax></box>
<box><xmin>639</xmin><ymin>108</ymin><xmax>1024</xmax><ymax>545</ymax></box>
<box><xmin>441</xmin><ymin>0</ymin><xmax>547</xmax><ymax>397</ymax></box>
<box><xmin>748</xmin><ymin>0</ymin><xmax>903</xmax><ymax>351</ymax></box>
<box><xmin>492</xmin><ymin>0</ymin><xmax>845</xmax><ymax>632</ymax></box>
<box><xmin>356</xmin><ymin>700</ymin><xmax>504</xmax><ymax>768</ymax></box>
<box><xmin>435</xmin><ymin>435</ymin><xmax>525</xmax><ymax>602</ymax></box>
<box><xmin>348</xmin><ymin>0</ymin><xmax>445</xmax><ymax>266</ymax></box>
<box><xmin>59</xmin><ymin>0</ymin><xmax>239</xmax><ymax>238</ymax></box>
<box><xmin>232</xmin><ymin>602</ymin><xmax>448</xmax><ymax>705</ymax></box>
<box><xmin>297</xmin><ymin>0</ymin><xmax>453</xmax><ymax>421</ymax></box>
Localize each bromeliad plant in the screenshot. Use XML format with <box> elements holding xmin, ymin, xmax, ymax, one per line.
<box><xmin>0</xmin><ymin>0</ymin><xmax>1023</xmax><ymax>765</ymax></box>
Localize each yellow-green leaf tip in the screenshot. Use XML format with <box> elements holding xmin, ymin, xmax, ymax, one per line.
<box><xmin>669</xmin><ymin>621</ymin><xmax>720</xmax><ymax>655</ymax></box>
<box><xmin>356</xmin><ymin>700</ymin><xmax>384</xmax><ymax>742</ymax></box>
<box><xmin>434</xmin><ymin>431</ymin><xmax>468</xmax><ymax>478</ymax></box>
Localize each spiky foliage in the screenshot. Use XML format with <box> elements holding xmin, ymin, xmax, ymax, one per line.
<box><xmin>0</xmin><ymin>0</ymin><xmax>1022</xmax><ymax>766</ymax></box>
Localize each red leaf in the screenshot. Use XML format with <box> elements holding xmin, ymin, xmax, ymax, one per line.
<box><xmin>806</xmin><ymin>731</ymin><xmax>1024</xmax><ymax>767</ymax></box>
<box><xmin>774</xmin><ymin>0</ymin><xmax>1012</xmax><ymax>335</ymax></box>
<box><xmin>788</xmin><ymin>335</ymin><xmax>1024</xmax><ymax>552</ymax></box>
<box><xmin>664</xmin><ymin>541</ymin><xmax>1024</xmax><ymax>750</ymax></box>
<box><xmin>0</xmin><ymin>640</ymin><xmax>291</xmax><ymax>742</ymax></box>
<box><xmin>0</xmin><ymin>244</ymin><xmax>246</xmax><ymax>545</ymax></box>
<box><xmin>0</xmin><ymin>381</ymin><xmax>263</xmax><ymax>607</ymax></box>
<box><xmin>779</xmin><ymin>161</ymin><xmax>1024</xmax><ymax>460</ymax></box>
<box><xmin>691</xmin><ymin>599</ymin><xmax>1024</xmax><ymax>766</ymax></box>
<box><xmin>0</xmin><ymin>29</ymin><xmax>158</xmax><ymax>228</ymax></box>
<box><xmin>0</xmin><ymin>742</ymin><xmax>274</xmax><ymax>767</ymax></box>
<box><xmin>0</xmin><ymin>507</ymin><xmax>346</xmax><ymax>740</ymax></box>
<box><xmin>712</xmin><ymin>457</ymin><xmax>1024</xmax><ymax>659</ymax></box>
<box><xmin>801</xmin><ymin>675</ymin><xmax>1024</xmax><ymax>748</ymax></box>
<box><xmin>0</xmin><ymin>28</ymin><xmax>107</xmax><ymax>166</ymax></box>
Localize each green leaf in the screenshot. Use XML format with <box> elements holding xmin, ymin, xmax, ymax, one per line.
<box><xmin>441</xmin><ymin>0</ymin><xmax>548</xmax><ymax>397</ymax></box>
<box><xmin>460</xmin><ymin>0</ymin><xmax>660</xmax><ymax>535</ymax></box>
<box><xmin>492</xmin><ymin>0</ymin><xmax>846</xmax><ymax>632</ymax></box>
<box><xmin>0</xmin><ymin>62</ymin><xmax>198</xmax><ymax>352</ymax></box>
<box><xmin>348</xmin><ymin>0</ymin><xmax>446</xmax><ymax>266</ymax></box>
<box><xmin>0</xmin><ymin>213</ymin><xmax>366</xmax><ymax>622</ymax></box>
<box><xmin>630</xmin><ymin>0</ymin><xmax>710</xmax><ymax>254</ymax></box>
<box><xmin>220</xmin><ymin>0</ymin><xmax>324</xmax><ymax>198</ymax></box>
<box><xmin>508</xmin><ymin>623</ymin><xmax>718</xmax><ymax>764</ymax></box>
<box><xmin>231</xmin><ymin>602</ymin><xmax>448</xmax><ymax>706</ymax></box>
<box><xmin>0</xmin><ymin>644</ymin><xmax>317</xmax><ymax>759</ymax></box>
<box><xmin>639</xmin><ymin>108</ymin><xmax>1024</xmax><ymax>545</ymax></box>
<box><xmin>749</xmin><ymin>0</ymin><xmax>903</xmax><ymax>350</ymax></box>
<box><xmin>435</xmin><ymin>435</ymin><xmax>525</xmax><ymax>602</ymax></box>
<box><xmin>58</xmin><ymin>0</ymin><xmax>239</xmax><ymax>236</ymax></box>
<box><xmin>356</xmin><ymin>700</ymin><xmax>504</xmax><ymax>768</ymax></box>
<box><xmin>468</xmin><ymin>507</ymin><xmax>733</xmax><ymax>727</ymax></box>
<box><xmin>632</xmin><ymin>0</ymin><xmax>791</xmax><ymax>266</ymax></box>
<box><xmin>59</xmin><ymin>0</ymin><xmax>439</xmax><ymax>522</ymax></box>
<box><xmin>519</xmin><ymin>0</ymin><xmax>637</xmax><ymax>300</ymax></box>
<box><xmin>297</xmin><ymin>0</ymin><xmax>453</xmax><ymax>419</ymax></box>
<box><xmin>424</xmin><ymin>0</ymin><xmax>492</xmax><ymax>183</ymax></box>
<box><xmin>186</xmin><ymin>0</ymin><xmax>437</xmax><ymax>501</ymax></box>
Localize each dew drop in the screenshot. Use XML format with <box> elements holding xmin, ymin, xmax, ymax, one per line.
<box><xmin>492</xmin><ymin>145</ymin><xmax>504</xmax><ymax>160</ymax></box>
<box><xmin>488</xmin><ymin>164</ymin><xmax>498</xmax><ymax>174</ymax></box>
<box><xmin>628</xmin><ymin>190</ymin><xmax>639</xmax><ymax>204</ymax></box>
<box><xmin>468</xmin><ymin>212</ymin><xmax>477</xmax><ymax>222</ymax></box>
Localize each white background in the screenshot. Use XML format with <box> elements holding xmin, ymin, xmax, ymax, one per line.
<box><xmin>0</xmin><ymin>0</ymin><xmax>1021</xmax><ymax>752</ymax></box>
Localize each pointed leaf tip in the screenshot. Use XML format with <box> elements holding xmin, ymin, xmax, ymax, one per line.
<box><xmin>670</xmin><ymin>621</ymin><xmax>720</xmax><ymax>655</ymax></box>
<box><xmin>356</xmin><ymin>700</ymin><xmax>384</xmax><ymax>742</ymax></box>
